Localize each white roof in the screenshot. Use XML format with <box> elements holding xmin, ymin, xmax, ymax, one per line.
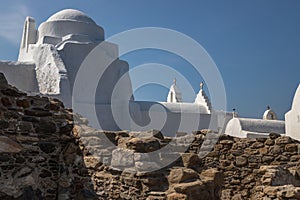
<box><xmin>47</xmin><ymin>9</ymin><xmax>96</xmax><ymax>24</ymax></box>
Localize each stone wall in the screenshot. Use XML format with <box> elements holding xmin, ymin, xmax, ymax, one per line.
<box><xmin>75</xmin><ymin>126</ymin><xmax>300</xmax><ymax>200</ymax></box>
<box><xmin>0</xmin><ymin>72</ymin><xmax>300</xmax><ymax>200</ymax></box>
<box><xmin>0</xmin><ymin>73</ymin><xmax>94</xmax><ymax>199</ymax></box>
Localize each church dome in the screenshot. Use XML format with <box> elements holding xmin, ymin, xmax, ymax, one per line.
<box><xmin>47</xmin><ymin>9</ymin><xmax>96</xmax><ymax>24</ymax></box>
<box><xmin>37</xmin><ymin>9</ymin><xmax>104</xmax><ymax>45</ymax></box>
<box><xmin>263</xmin><ymin>106</ymin><xmax>277</xmax><ymax>120</ymax></box>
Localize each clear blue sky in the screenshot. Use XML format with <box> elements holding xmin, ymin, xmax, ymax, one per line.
<box><xmin>0</xmin><ymin>0</ymin><xmax>300</xmax><ymax>119</ymax></box>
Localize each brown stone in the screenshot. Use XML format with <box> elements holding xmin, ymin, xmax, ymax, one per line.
<box><xmin>180</xmin><ymin>153</ymin><xmax>202</xmax><ymax>169</ymax></box>
<box><xmin>263</xmin><ymin>186</ymin><xmax>278</xmax><ymax>197</ymax></box>
<box><xmin>200</xmin><ymin>168</ymin><xmax>223</xmax><ymax>186</ymax></box>
<box><xmin>235</xmin><ymin>156</ymin><xmax>248</xmax><ymax>167</ymax></box>
<box><xmin>167</xmin><ymin>193</ymin><xmax>187</xmax><ymax>200</ymax></box>
<box><xmin>269</xmin><ymin>145</ymin><xmax>282</xmax><ymax>154</ymax></box>
<box><xmin>111</xmin><ymin>148</ymin><xmax>134</xmax><ymax>168</ymax></box>
<box><xmin>285</xmin><ymin>143</ymin><xmax>298</xmax><ymax>152</ymax></box>
<box><xmin>231</xmin><ymin>194</ymin><xmax>243</xmax><ymax>200</ymax></box>
<box><xmin>0</xmin><ymin>136</ymin><xmax>23</xmax><ymax>153</ymax></box>
<box><xmin>1</xmin><ymin>97</ymin><xmax>12</xmax><ymax>107</ymax></box>
<box><xmin>24</xmin><ymin>109</ymin><xmax>52</xmax><ymax>117</ymax></box>
<box><xmin>168</xmin><ymin>167</ymin><xmax>199</xmax><ymax>184</ymax></box>
<box><xmin>269</xmin><ymin>133</ymin><xmax>281</xmax><ymax>139</ymax></box>
<box><xmin>16</xmin><ymin>99</ymin><xmax>30</xmax><ymax>108</ymax></box>
<box><xmin>275</xmin><ymin>136</ymin><xmax>291</xmax><ymax>145</ymax></box>
<box><xmin>262</xmin><ymin>156</ymin><xmax>274</xmax><ymax>163</ymax></box>
<box><xmin>264</xmin><ymin>138</ymin><xmax>275</xmax><ymax>146</ymax></box>
<box><xmin>1</xmin><ymin>88</ymin><xmax>26</xmax><ymax>97</ymax></box>
<box><xmin>126</xmin><ymin>137</ymin><xmax>160</xmax><ymax>153</ymax></box>
<box><xmin>259</xmin><ymin>147</ymin><xmax>269</xmax><ymax>155</ymax></box>
<box><xmin>173</xmin><ymin>180</ymin><xmax>203</xmax><ymax>194</ymax></box>
<box><xmin>252</xmin><ymin>142</ymin><xmax>264</xmax><ymax>148</ymax></box>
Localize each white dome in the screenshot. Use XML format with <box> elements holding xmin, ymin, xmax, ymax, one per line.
<box><xmin>47</xmin><ymin>9</ymin><xmax>96</xmax><ymax>24</ymax></box>
<box><xmin>37</xmin><ymin>9</ymin><xmax>104</xmax><ymax>45</ymax></box>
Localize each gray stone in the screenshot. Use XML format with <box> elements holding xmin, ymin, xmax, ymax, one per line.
<box><xmin>111</xmin><ymin>148</ymin><xmax>134</xmax><ymax>168</ymax></box>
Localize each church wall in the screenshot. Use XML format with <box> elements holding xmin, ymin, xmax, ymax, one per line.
<box><xmin>225</xmin><ymin>117</ymin><xmax>285</xmax><ymax>138</ymax></box>
<box><xmin>0</xmin><ymin>61</ymin><xmax>39</xmax><ymax>93</ymax></box>
<box><xmin>285</xmin><ymin>84</ymin><xmax>300</xmax><ymax>141</ymax></box>
<box><xmin>30</xmin><ymin>44</ymin><xmax>67</xmax><ymax>95</ymax></box>
<box><xmin>38</xmin><ymin>21</ymin><xmax>104</xmax><ymax>45</ymax></box>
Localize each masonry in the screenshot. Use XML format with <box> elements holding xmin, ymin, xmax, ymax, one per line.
<box><xmin>0</xmin><ymin>73</ymin><xmax>300</xmax><ymax>200</ymax></box>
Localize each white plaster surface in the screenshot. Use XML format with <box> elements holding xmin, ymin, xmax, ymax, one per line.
<box><xmin>263</xmin><ymin>108</ymin><xmax>277</xmax><ymax>120</ymax></box>
<box><xmin>225</xmin><ymin>117</ymin><xmax>285</xmax><ymax>138</ymax></box>
<box><xmin>0</xmin><ymin>61</ymin><xmax>39</xmax><ymax>93</ymax></box>
<box><xmin>285</xmin><ymin>84</ymin><xmax>300</xmax><ymax>141</ymax></box>
<box><xmin>194</xmin><ymin>89</ymin><xmax>211</xmax><ymax>114</ymax></box>
<box><xmin>167</xmin><ymin>82</ymin><xmax>183</xmax><ymax>103</ymax></box>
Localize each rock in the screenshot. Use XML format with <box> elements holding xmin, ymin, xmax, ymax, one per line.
<box><xmin>252</xmin><ymin>142</ymin><xmax>264</xmax><ymax>148</ymax></box>
<box><xmin>0</xmin><ymin>73</ymin><xmax>8</xmax><ymax>89</ymax></box>
<box><xmin>180</xmin><ymin>153</ymin><xmax>202</xmax><ymax>169</ymax></box>
<box><xmin>269</xmin><ymin>145</ymin><xmax>282</xmax><ymax>154</ymax></box>
<box><xmin>275</xmin><ymin>136</ymin><xmax>292</xmax><ymax>145</ymax></box>
<box><xmin>39</xmin><ymin>169</ymin><xmax>52</xmax><ymax>178</ymax></box>
<box><xmin>168</xmin><ymin>168</ymin><xmax>199</xmax><ymax>184</ymax></box>
<box><xmin>264</xmin><ymin>138</ymin><xmax>274</xmax><ymax>146</ymax></box>
<box><xmin>24</xmin><ymin>109</ymin><xmax>52</xmax><ymax>117</ymax></box>
<box><xmin>263</xmin><ymin>186</ymin><xmax>278</xmax><ymax>197</ymax></box>
<box><xmin>126</xmin><ymin>137</ymin><xmax>161</xmax><ymax>153</ymax></box>
<box><xmin>235</xmin><ymin>156</ymin><xmax>248</xmax><ymax>167</ymax></box>
<box><xmin>34</xmin><ymin>119</ymin><xmax>56</xmax><ymax>133</ymax></box>
<box><xmin>259</xmin><ymin>147</ymin><xmax>269</xmax><ymax>155</ymax></box>
<box><xmin>167</xmin><ymin>193</ymin><xmax>187</xmax><ymax>200</ymax></box>
<box><xmin>16</xmin><ymin>99</ymin><xmax>30</xmax><ymax>108</ymax></box>
<box><xmin>38</xmin><ymin>142</ymin><xmax>56</xmax><ymax>153</ymax></box>
<box><xmin>1</xmin><ymin>88</ymin><xmax>26</xmax><ymax>97</ymax></box>
<box><xmin>173</xmin><ymin>180</ymin><xmax>203</xmax><ymax>194</ymax></box>
<box><xmin>135</xmin><ymin>161</ymin><xmax>161</xmax><ymax>171</ymax></box>
<box><xmin>129</xmin><ymin>130</ymin><xmax>164</xmax><ymax>140</ymax></box>
<box><xmin>285</xmin><ymin>143</ymin><xmax>298</xmax><ymax>152</ymax></box>
<box><xmin>16</xmin><ymin>121</ymin><xmax>33</xmax><ymax>132</ymax></box>
<box><xmin>111</xmin><ymin>148</ymin><xmax>134</xmax><ymax>168</ymax></box>
<box><xmin>231</xmin><ymin>194</ymin><xmax>243</xmax><ymax>200</ymax></box>
<box><xmin>1</xmin><ymin>97</ymin><xmax>12</xmax><ymax>107</ymax></box>
<box><xmin>0</xmin><ymin>136</ymin><xmax>23</xmax><ymax>153</ymax></box>
<box><xmin>200</xmin><ymin>168</ymin><xmax>223</xmax><ymax>186</ymax></box>
<box><xmin>84</xmin><ymin>156</ymin><xmax>101</xmax><ymax>169</ymax></box>
<box><xmin>0</xmin><ymin>119</ymin><xmax>9</xmax><ymax>129</ymax></box>
<box><xmin>14</xmin><ymin>166</ymin><xmax>33</xmax><ymax>178</ymax></box>
<box><xmin>269</xmin><ymin>133</ymin><xmax>281</xmax><ymax>139</ymax></box>
<box><xmin>277</xmin><ymin>185</ymin><xmax>300</xmax><ymax>199</ymax></box>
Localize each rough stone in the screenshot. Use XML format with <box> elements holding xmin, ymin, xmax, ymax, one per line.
<box><xmin>168</xmin><ymin>168</ymin><xmax>199</xmax><ymax>184</ymax></box>
<box><xmin>235</xmin><ymin>156</ymin><xmax>248</xmax><ymax>167</ymax></box>
<box><xmin>0</xmin><ymin>136</ymin><xmax>23</xmax><ymax>153</ymax></box>
<box><xmin>111</xmin><ymin>148</ymin><xmax>134</xmax><ymax>168</ymax></box>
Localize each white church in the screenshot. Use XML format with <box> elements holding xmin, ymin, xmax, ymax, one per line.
<box><xmin>0</xmin><ymin>9</ymin><xmax>299</xmax><ymax>139</ymax></box>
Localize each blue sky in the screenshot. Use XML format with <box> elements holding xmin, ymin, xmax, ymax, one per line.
<box><xmin>0</xmin><ymin>0</ymin><xmax>300</xmax><ymax>119</ymax></box>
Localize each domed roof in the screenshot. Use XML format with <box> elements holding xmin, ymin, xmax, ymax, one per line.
<box><xmin>47</xmin><ymin>9</ymin><xmax>96</xmax><ymax>24</ymax></box>
<box><xmin>263</xmin><ymin>106</ymin><xmax>277</xmax><ymax>120</ymax></box>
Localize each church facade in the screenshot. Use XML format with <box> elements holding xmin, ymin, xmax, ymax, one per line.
<box><xmin>1</xmin><ymin>9</ymin><xmax>294</xmax><ymax>138</ymax></box>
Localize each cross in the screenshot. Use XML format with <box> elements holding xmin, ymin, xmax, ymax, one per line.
<box><xmin>200</xmin><ymin>81</ymin><xmax>204</xmax><ymax>90</ymax></box>
<box><xmin>173</xmin><ymin>78</ymin><xmax>177</xmax><ymax>85</ymax></box>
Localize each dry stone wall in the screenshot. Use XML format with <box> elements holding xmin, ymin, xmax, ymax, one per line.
<box><xmin>0</xmin><ymin>72</ymin><xmax>300</xmax><ymax>200</ymax></box>
<box><xmin>0</xmin><ymin>73</ymin><xmax>94</xmax><ymax>199</ymax></box>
